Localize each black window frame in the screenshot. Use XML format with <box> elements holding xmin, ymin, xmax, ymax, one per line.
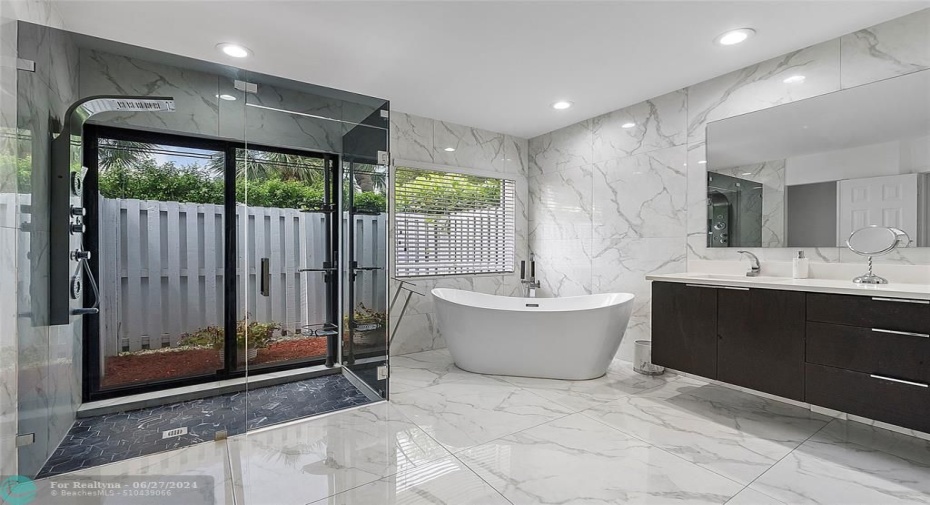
<box><xmin>82</xmin><ymin>125</ymin><xmax>340</xmax><ymax>402</ymax></box>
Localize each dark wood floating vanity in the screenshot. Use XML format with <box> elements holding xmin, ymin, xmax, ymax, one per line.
<box><xmin>650</xmin><ymin>280</ymin><xmax>930</xmax><ymax>434</ymax></box>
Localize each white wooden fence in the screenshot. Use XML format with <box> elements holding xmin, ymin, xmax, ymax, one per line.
<box><xmin>98</xmin><ymin>196</ymin><xmax>386</xmax><ymax>357</ymax></box>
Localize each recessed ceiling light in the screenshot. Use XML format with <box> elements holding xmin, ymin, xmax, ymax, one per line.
<box><xmin>551</xmin><ymin>101</ymin><xmax>573</xmax><ymax>110</ymax></box>
<box><xmin>216</xmin><ymin>94</ymin><xmax>237</xmax><ymax>101</ymax></box>
<box><xmin>698</xmin><ymin>160</ymin><xmax>707</xmax><ymax>164</ymax></box>
<box><xmin>216</xmin><ymin>42</ymin><xmax>251</xmax><ymax>58</ymax></box>
<box><xmin>444</xmin><ymin>147</ymin><xmax>456</xmax><ymax>152</ymax></box>
<box><xmin>783</xmin><ymin>75</ymin><xmax>806</xmax><ymax>84</ymax></box>
<box><xmin>715</xmin><ymin>28</ymin><xmax>755</xmax><ymax>46</ymax></box>
<box><xmin>621</xmin><ymin>122</ymin><xmax>636</xmax><ymax>129</ymax></box>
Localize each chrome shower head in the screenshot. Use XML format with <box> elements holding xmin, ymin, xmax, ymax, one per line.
<box><xmin>62</xmin><ymin>96</ymin><xmax>176</xmax><ymax>135</ymax></box>
<box><xmin>79</xmin><ymin>97</ymin><xmax>176</xmax><ymax>115</ymax></box>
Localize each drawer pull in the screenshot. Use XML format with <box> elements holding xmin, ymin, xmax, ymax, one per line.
<box><xmin>684</xmin><ymin>284</ymin><xmax>749</xmax><ymax>291</ymax></box>
<box><xmin>872</xmin><ymin>328</ymin><xmax>930</xmax><ymax>338</ymax></box>
<box><xmin>869</xmin><ymin>374</ymin><xmax>929</xmax><ymax>388</ymax></box>
<box><xmin>871</xmin><ymin>297</ymin><xmax>929</xmax><ymax>305</ymax></box>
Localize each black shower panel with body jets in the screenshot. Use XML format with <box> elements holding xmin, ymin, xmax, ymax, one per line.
<box><xmin>48</xmin><ymin>95</ymin><xmax>176</xmax><ymax>325</ymax></box>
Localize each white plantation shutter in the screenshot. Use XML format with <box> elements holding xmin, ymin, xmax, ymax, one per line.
<box><xmin>395</xmin><ymin>167</ymin><xmax>515</xmax><ymax>277</ymax></box>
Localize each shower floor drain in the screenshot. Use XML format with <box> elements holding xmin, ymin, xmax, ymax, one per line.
<box><xmin>162</xmin><ymin>427</ymin><xmax>188</xmax><ymax>439</ymax></box>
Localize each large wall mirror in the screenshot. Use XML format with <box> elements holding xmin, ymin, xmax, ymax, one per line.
<box><xmin>705</xmin><ymin>69</ymin><xmax>929</xmax><ymax>248</ymax></box>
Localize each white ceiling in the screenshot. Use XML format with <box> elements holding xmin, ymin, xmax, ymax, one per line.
<box><xmin>54</xmin><ymin>1</ymin><xmax>927</xmax><ymax>139</ymax></box>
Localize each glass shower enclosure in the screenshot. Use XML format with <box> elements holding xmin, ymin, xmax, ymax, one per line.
<box><xmin>10</xmin><ymin>20</ymin><xmax>390</xmax><ymax>482</ymax></box>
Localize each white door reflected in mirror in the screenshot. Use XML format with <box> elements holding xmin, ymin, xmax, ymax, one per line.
<box><xmin>846</xmin><ymin>226</ymin><xmax>910</xmax><ymax>284</ymax></box>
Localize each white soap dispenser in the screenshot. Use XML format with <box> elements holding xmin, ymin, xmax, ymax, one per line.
<box><xmin>792</xmin><ymin>251</ymin><xmax>809</xmax><ymax>279</ymax></box>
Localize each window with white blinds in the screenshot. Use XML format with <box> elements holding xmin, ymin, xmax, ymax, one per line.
<box><xmin>395</xmin><ymin>167</ymin><xmax>515</xmax><ymax>277</ymax></box>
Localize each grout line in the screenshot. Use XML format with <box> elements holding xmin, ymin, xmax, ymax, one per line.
<box><xmin>221</xmin><ymin>438</ymin><xmax>240</xmax><ymax>505</ymax></box>
<box><xmin>722</xmin><ymin>417</ymin><xmax>835</xmax><ymax>504</ymax></box>
<box><xmin>575</xmin><ymin>385</ymin><xmax>830</xmax><ymax>496</ymax></box>
<box><xmin>449</xmin><ymin>451</ymin><xmax>516</xmax><ymax>505</ymax></box>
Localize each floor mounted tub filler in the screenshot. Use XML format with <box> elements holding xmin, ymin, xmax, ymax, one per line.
<box><xmin>432</xmin><ymin>288</ymin><xmax>635</xmax><ymax>380</ymax></box>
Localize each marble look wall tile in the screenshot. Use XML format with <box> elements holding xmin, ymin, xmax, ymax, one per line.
<box><xmin>79</xmin><ymin>50</ymin><xmax>222</xmax><ymax>138</ymax></box>
<box><xmin>433</xmin><ymin>121</ymin><xmax>504</xmax><ymax>171</ymax></box>
<box><xmin>532</xmin><ymin>238</ymin><xmax>594</xmax><ymax>297</ymax></box>
<box><xmin>388</xmin><ymin>112</ymin><xmax>529</xmax><ymax>355</ymax></box>
<box><xmin>687</xmin><ymin>39</ymin><xmax>841</xmax><ymax>145</ymax></box>
<box><xmin>841</xmin><ymin>8</ymin><xmax>930</xmax><ymax>89</ymax></box>
<box><xmin>237</xmin><ymin>102</ymin><xmax>343</xmax><ymax>154</ymax></box>
<box><xmin>592</xmin><ymin>89</ymin><xmax>687</xmax><ymax>162</ymax></box>
<box><xmin>0</xmin><ymin>226</ymin><xmax>18</xmax><ymax>475</ymax></box>
<box><xmin>528</xmin><ymin>119</ymin><xmax>594</xmax><ymax>176</ymax></box>
<box><xmin>592</xmin><ymin>237</ymin><xmax>686</xmax><ymax>359</ymax></box>
<box><xmin>7</xmin><ymin>0</ymin><xmax>65</xmax><ymax>27</ymax></box>
<box><xmin>390</xmin><ymin>111</ymin><xmax>433</xmax><ymax>163</ymax></box>
<box><xmin>391</xmin><ymin>313</ymin><xmax>442</xmax><ymax>356</ymax></box>
<box><xmin>14</xmin><ymin>21</ymin><xmax>80</xmax><ymax>478</ymax></box>
<box><xmin>0</xmin><ymin>8</ymin><xmax>16</xmax><ymax>197</ymax></box>
<box><xmin>529</xmin><ymin>164</ymin><xmax>593</xmax><ymax>241</ymax></box>
<box><xmin>503</xmin><ymin>134</ymin><xmax>528</xmax><ymax>176</ymax></box>
<box><xmin>712</xmin><ymin>159</ymin><xmax>787</xmax><ymax>248</ymax></box>
<box><xmin>592</xmin><ymin>145</ymin><xmax>687</xmax><ymax>240</ymax></box>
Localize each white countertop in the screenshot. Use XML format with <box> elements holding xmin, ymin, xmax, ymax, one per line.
<box><xmin>646</xmin><ymin>272</ymin><xmax>930</xmax><ymax>301</ymax></box>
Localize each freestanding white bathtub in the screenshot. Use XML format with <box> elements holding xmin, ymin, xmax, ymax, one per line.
<box><xmin>432</xmin><ymin>288</ymin><xmax>635</xmax><ymax>380</ymax></box>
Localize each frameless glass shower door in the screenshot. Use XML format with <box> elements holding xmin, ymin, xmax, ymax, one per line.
<box><xmin>341</xmin><ymin>106</ymin><xmax>390</xmax><ymax>396</ymax></box>
<box><xmin>234</xmin><ymin>145</ymin><xmax>339</xmax><ymax>374</ymax></box>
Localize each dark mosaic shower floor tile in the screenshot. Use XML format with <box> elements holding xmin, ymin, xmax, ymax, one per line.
<box><xmin>37</xmin><ymin>373</ymin><xmax>373</xmax><ymax>478</ymax></box>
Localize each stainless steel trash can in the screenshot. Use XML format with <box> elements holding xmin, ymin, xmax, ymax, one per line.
<box><xmin>633</xmin><ymin>340</ymin><xmax>665</xmax><ymax>376</ymax></box>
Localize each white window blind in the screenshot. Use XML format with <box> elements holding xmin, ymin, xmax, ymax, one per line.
<box><xmin>395</xmin><ymin>167</ymin><xmax>515</xmax><ymax>277</ymax></box>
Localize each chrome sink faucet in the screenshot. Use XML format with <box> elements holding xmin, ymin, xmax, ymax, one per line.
<box><xmin>737</xmin><ymin>250</ymin><xmax>761</xmax><ymax>277</ymax></box>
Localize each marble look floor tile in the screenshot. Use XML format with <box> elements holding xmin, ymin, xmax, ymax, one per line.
<box><xmin>586</xmin><ymin>380</ymin><xmax>829</xmax><ymax>485</ymax></box>
<box><xmin>31</xmin><ymin>440</ymin><xmax>236</xmax><ymax>505</ymax></box>
<box><xmin>308</xmin><ymin>456</ymin><xmax>510</xmax><ymax>505</ymax></box>
<box><xmin>748</xmin><ymin>420</ymin><xmax>930</xmax><ymax>504</ymax></box>
<box><xmin>724</xmin><ymin>487</ymin><xmax>785</xmax><ymax>505</ymax></box>
<box><xmin>230</xmin><ymin>402</ymin><xmax>451</xmax><ymax>505</ymax></box>
<box><xmin>499</xmin><ymin>366</ymin><xmax>677</xmax><ymax>412</ymax></box>
<box><xmin>390</xmin><ymin>349</ymin><xmax>507</xmax><ymax>393</ymax></box>
<box><xmin>390</xmin><ymin>381</ymin><xmax>574</xmax><ymax>453</ymax></box>
<box><xmin>458</xmin><ymin>413</ymin><xmax>744</xmax><ymax>504</ymax></box>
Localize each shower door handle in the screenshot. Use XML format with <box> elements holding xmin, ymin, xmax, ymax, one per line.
<box><xmin>260</xmin><ymin>258</ymin><xmax>270</xmax><ymax>297</ymax></box>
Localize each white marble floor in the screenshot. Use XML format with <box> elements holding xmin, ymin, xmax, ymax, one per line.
<box><xmin>28</xmin><ymin>350</ymin><xmax>930</xmax><ymax>504</ymax></box>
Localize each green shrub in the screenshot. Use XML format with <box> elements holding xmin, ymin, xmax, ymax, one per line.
<box><xmin>353</xmin><ymin>192</ymin><xmax>386</xmax><ymax>213</ymax></box>
<box><xmin>178</xmin><ymin>318</ymin><xmax>280</xmax><ymax>349</ymax></box>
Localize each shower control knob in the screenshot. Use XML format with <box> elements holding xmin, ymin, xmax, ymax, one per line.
<box><xmin>70</xmin><ymin>206</ymin><xmax>86</xmax><ymax>217</ymax></box>
<box><xmin>69</xmin><ymin>223</ymin><xmax>85</xmax><ymax>235</ymax></box>
<box><xmin>70</xmin><ymin>250</ymin><xmax>91</xmax><ymax>261</ymax></box>
<box><xmin>70</xmin><ymin>275</ymin><xmax>82</xmax><ymax>299</ymax></box>
<box><xmin>70</xmin><ymin>172</ymin><xmax>83</xmax><ymax>196</ymax></box>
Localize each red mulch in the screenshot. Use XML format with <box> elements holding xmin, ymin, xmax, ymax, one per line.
<box><xmin>102</xmin><ymin>338</ymin><xmax>329</xmax><ymax>388</ymax></box>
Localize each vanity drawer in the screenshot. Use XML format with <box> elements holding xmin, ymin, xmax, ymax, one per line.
<box><xmin>806</xmin><ymin>293</ymin><xmax>930</xmax><ymax>333</ymax></box>
<box><xmin>805</xmin><ymin>363</ymin><xmax>930</xmax><ymax>434</ymax></box>
<box><xmin>806</xmin><ymin>322</ymin><xmax>929</xmax><ymax>383</ymax></box>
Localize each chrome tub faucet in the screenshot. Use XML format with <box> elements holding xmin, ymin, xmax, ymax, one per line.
<box><xmin>520</xmin><ymin>254</ymin><xmax>540</xmax><ymax>298</ymax></box>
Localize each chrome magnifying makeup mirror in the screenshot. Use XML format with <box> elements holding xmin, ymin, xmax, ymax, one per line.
<box><xmin>845</xmin><ymin>226</ymin><xmax>911</xmax><ymax>284</ymax></box>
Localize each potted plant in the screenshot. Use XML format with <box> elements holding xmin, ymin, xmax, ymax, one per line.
<box><xmin>179</xmin><ymin>318</ymin><xmax>279</xmax><ymax>364</ymax></box>
<box><xmin>343</xmin><ymin>304</ymin><xmax>387</xmax><ymax>347</ymax></box>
